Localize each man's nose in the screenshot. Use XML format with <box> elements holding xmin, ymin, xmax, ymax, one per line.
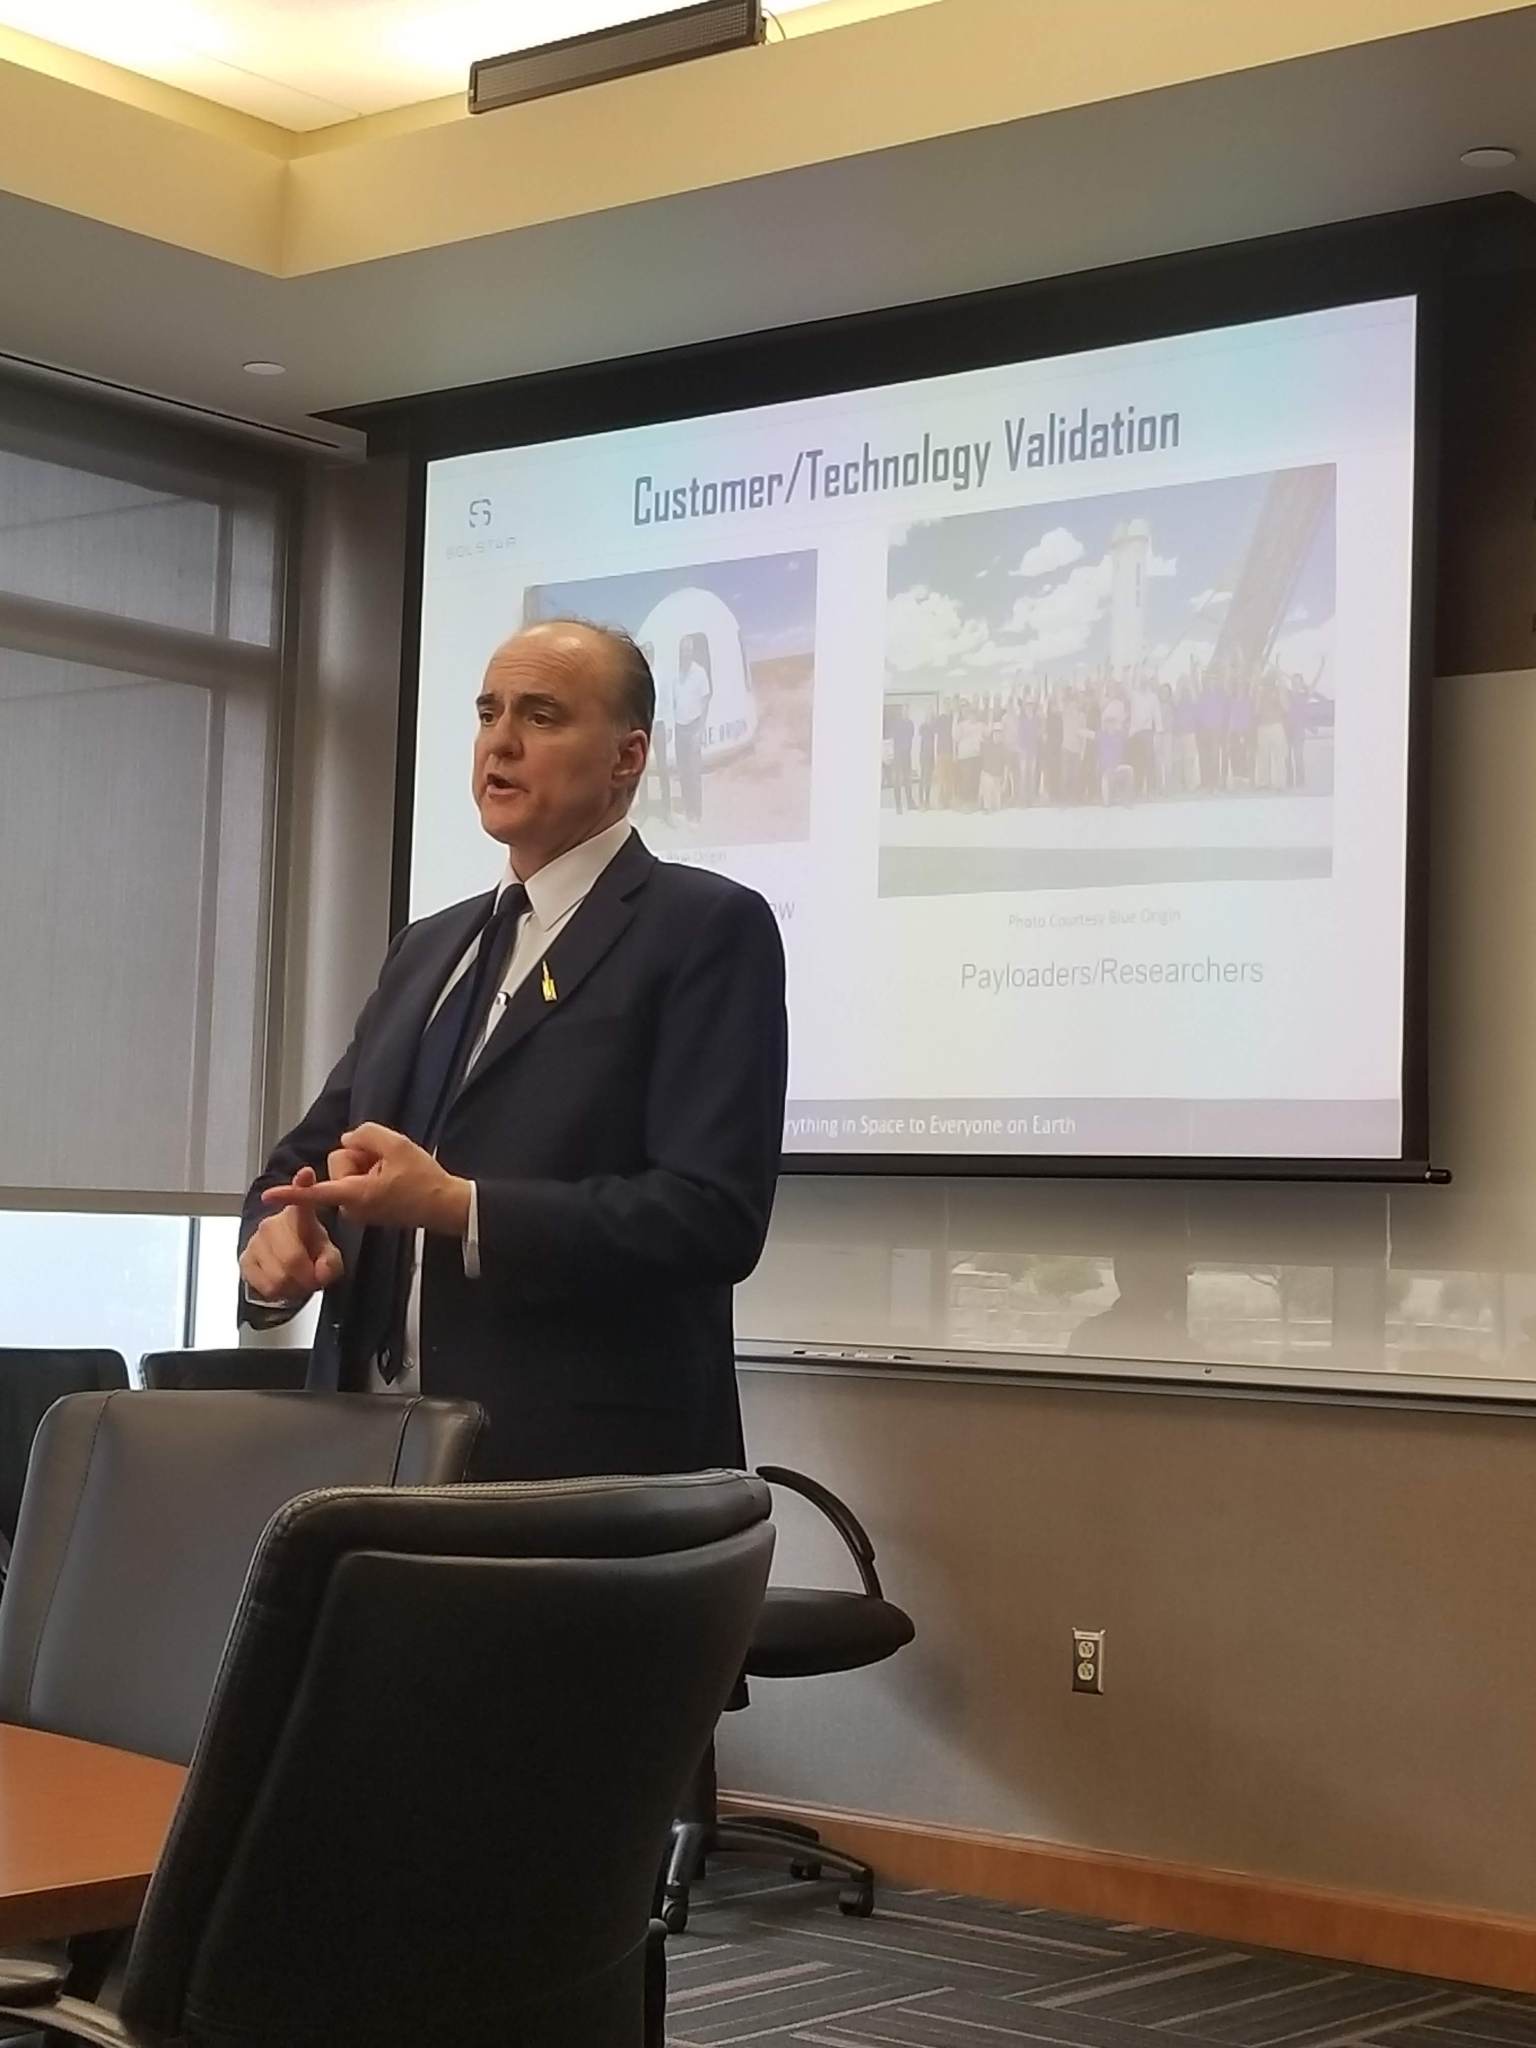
<box><xmin>488</xmin><ymin>715</ymin><xmax>523</xmax><ymax>755</ymax></box>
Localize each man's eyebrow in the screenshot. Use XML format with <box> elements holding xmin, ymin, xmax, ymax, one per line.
<box><xmin>477</xmin><ymin>686</ymin><xmax>569</xmax><ymax>716</ymax></box>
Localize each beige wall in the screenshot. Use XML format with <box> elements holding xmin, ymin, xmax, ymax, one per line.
<box><xmin>724</xmin><ymin>1365</ymin><xmax>1536</xmax><ymax>1914</ymax></box>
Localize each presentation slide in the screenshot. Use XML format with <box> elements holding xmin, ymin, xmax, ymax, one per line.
<box><xmin>414</xmin><ymin>296</ymin><xmax>1418</xmax><ymax>1162</ymax></box>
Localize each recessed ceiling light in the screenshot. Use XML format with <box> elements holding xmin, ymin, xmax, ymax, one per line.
<box><xmin>1460</xmin><ymin>146</ymin><xmax>1518</xmax><ymax>169</ymax></box>
<box><xmin>242</xmin><ymin>360</ymin><xmax>287</xmax><ymax>377</ymax></box>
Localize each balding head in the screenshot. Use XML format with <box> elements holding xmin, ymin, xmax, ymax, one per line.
<box><xmin>497</xmin><ymin>619</ymin><xmax>654</xmax><ymax>738</ymax></box>
<box><xmin>472</xmin><ymin>619</ymin><xmax>653</xmax><ymax>874</ymax></box>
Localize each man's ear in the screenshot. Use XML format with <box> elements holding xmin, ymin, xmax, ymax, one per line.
<box><xmin>616</xmin><ymin>727</ymin><xmax>649</xmax><ymax>791</ymax></box>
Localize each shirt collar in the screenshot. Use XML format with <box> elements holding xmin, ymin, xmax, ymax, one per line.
<box><xmin>499</xmin><ymin>817</ymin><xmax>632</xmax><ymax>929</ymax></box>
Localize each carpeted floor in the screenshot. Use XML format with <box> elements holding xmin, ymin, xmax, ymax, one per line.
<box><xmin>666</xmin><ymin>1869</ymin><xmax>1536</xmax><ymax>2046</ymax></box>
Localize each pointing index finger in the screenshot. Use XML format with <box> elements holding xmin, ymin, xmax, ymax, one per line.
<box><xmin>262</xmin><ymin>1176</ymin><xmax>368</xmax><ymax>1211</ymax></box>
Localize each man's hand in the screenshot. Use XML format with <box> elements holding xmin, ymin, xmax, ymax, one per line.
<box><xmin>262</xmin><ymin>1125</ymin><xmax>472</xmax><ymax>1237</ymax></box>
<box><xmin>240</xmin><ymin>1167</ymin><xmax>345</xmax><ymax>1303</ymax></box>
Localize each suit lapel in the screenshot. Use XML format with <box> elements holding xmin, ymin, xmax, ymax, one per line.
<box><xmin>451</xmin><ymin>834</ymin><xmax>656</xmax><ymax>1113</ymax></box>
<box><xmin>356</xmin><ymin>891</ymin><xmax>494</xmax><ymax>1123</ymax></box>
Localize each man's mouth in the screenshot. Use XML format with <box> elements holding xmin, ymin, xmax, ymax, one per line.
<box><xmin>484</xmin><ymin>772</ymin><xmax>523</xmax><ymax>795</ymax></box>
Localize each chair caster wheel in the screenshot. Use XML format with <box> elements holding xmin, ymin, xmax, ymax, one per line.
<box><xmin>790</xmin><ymin>1859</ymin><xmax>823</xmax><ymax>1881</ymax></box>
<box><xmin>660</xmin><ymin>1896</ymin><xmax>690</xmax><ymax>1935</ymax></box>
<box><xmin>838</xmin><ymin>1884</ymin><xmax>874</xmax><ymax>1918</ymax></box>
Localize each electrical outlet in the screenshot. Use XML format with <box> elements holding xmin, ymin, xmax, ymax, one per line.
<box><xmin>1072</xmin><ymin>1627</ymin><xmax>1104</xmax><ymax>1694</ymax></box>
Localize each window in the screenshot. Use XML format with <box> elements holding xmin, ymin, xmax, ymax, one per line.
<box><xmin>0</xmin><ymin>1211</ymin><xmax>191</xmax><ymax>1362</ymax></box>
<box><xmin>0</xmin><ymin>1212</ymin><xmax>242</xmax><ymax>1368</ymax></box>
<box><xmin>0</xmin><ymin>379</ymin><xmax>295</xmax><ymax>1206</ymax></box>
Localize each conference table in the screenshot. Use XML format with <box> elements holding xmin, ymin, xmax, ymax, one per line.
<box><xmin>0</xmin><ymin>1724</ymin><xmax>185</xmax><ymax>1943</ymax></box>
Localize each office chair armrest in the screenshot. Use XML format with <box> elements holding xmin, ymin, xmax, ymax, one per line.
<box><xmin>755</xmin><ymin>1466</ymin><xmax>884</xmax><ymax>1597</ymax></box>
<box><xmin>0</xmin><ymin>1992</ymin><xmax>141</xmax><ymax>2047</ymax></box>
<box><xmin>0</xmin><ymin>1954</ymin><xmax>147</xmax><ymax>2046</ymax></box>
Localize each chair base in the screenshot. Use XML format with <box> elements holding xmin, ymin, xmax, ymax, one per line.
<box><xmin>660</xmin><ymin>1747</ymin><xmax>875</xmax><ymax>1932</ymax></box>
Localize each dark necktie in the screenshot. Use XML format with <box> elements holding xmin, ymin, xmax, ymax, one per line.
<box><xmin>397</xmin><ymin>884</ymin><xmax>529</xmax><ymax>1150</ymax></box>
<box><xmin>374</xmin><ymin>883</ymin><xmax>529</xmax><ymax>1382</ymax></box>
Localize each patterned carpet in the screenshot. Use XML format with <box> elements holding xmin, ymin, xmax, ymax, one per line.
<box><xmin>666</xmin><ymin>1869</ymin><xmax>1536</xmax><ymax>2047</ymax></box>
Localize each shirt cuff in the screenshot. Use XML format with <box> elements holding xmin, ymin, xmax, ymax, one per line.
<box><xmin>462</xmin><ymin>1181</ymin><xmax>481</xmax><ymax>1279</ymax></box>
<box><xmin>240</xmin><ymin>1281</ymin><xmax>307</xmax><ymax>1320</ymax></box>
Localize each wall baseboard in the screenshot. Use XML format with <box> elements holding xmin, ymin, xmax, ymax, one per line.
<box><xmin>720</xmin><ymin>1791</ymin><xmax>1536</xmax><ymax>1993</ymax></box>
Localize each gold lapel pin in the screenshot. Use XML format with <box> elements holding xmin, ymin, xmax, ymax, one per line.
<box><xmin>540</xmin><ymin>959</ymin><xmax>558</xmax><ymax>1003</ymax></box>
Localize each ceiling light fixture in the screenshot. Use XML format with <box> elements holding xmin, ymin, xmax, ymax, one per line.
<box><xmin>1459</xmin><ymin>145</ymin><xmax>1518</xmax><ymax>169</ymax></box>
<box><xmin>470</xmin><ymin>0</ymin><xmax>763</xmax><ymax>115</ymax></box>
<box><xmin>242</xmin><ymin>360</ymin><xmax>287</xmax><ymax>376</ymax></box>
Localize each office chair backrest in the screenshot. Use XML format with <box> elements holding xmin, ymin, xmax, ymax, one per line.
<box><xmin>0</xmin><ymin>1390</ymin><xmax>484</xmax><ymax>1763</ymax></box>
<box><xmin>0</xmin><ymin>1348</ymin><xmax>127</xmax><ymax>1550</ymax></box>
<box><xmin>140</xmin><ymin>1346</ymin><xmax>310</xmax><ymax>1391</ymax></box>
<box><xmin>120</xmin><ymin>1474</ymin><xmax>772</xmax><ymax>2048</ymax></box>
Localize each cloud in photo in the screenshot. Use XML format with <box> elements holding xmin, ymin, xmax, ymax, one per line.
<box><xmin>1003</xmin><ymin>555</ymin><xmax>1113</xmax><ymax>667</ymax></box>
<box><xmin>887</xmin><ymin>585</ymin><xmax>989</xmax><ymax>674</ymax></box>
<box><xmin>961</xmin><ymin>636</ymin><xmax>1025</xmax><ymax>671</ymax></box>
<box><xmin>1015</xmin><ymin>527</ymin><xmax>1085</xmax><ymax>578</ymax></box>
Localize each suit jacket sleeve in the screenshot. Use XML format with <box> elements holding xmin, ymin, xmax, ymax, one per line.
<box><xmin>236</xmin><ymin>930</ymin><xmax>407</xmax><ymax>1329</ymax></box>
<box><xmin>476</xmin><ymin>887</ymin><xmax>787</xmax><ymax>1301</ymax></box>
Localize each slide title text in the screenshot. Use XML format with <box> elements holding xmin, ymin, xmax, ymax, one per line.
<box><xmin>633</xmin><ymin>403</ymin><xmax>1184</xmax><ymax>529</ymax></box>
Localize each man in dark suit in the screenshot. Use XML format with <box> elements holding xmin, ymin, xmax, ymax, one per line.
<box><xmin>239</xmin><ymin>619</ymin><xmax>787</xmax><ymax>1479</ymax></box>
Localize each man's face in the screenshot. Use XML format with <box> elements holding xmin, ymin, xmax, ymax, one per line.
<box><xmin>471</xmin><ymin>625</ymin><xmax>646</xmax><ymax>869</ymax></box>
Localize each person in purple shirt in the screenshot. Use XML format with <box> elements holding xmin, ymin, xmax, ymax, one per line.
<box><xmin>1196</xmin><ymin>670</ymin><xmax>1227</xmax><ymax>793</ymax></box>
<box><xmin>1226</xmin><ymin>682</ymin><xmax>1255</xmax><ymax>787</ymax></box>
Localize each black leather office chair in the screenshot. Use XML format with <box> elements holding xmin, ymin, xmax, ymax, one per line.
<box><xmin>661</xmin><ymin>1465</ymin><xmax>915</xmax><ymax>1929</ymax></box>
<box><xmin>0</xmin><ymin>1472</ymin><xmax>773</xmax><ymax>2048</ymax></box>
<box><xmin>0</xmin><ymin>1350</ymin><xmax>127</xmax><ymax>1575</ymax></box>
<box><xmin>0</xmin><ymin>1389</ymin><xmax>484</xmax><ymax>1766</ymax></box>
<box><xmin>139</xmin><ymin>1345</ymin><xmax>310</xmax><ymax>1391</ymax></box>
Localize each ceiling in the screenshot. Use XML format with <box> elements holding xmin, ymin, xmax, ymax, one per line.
<box><xmin>0</xmin><ymin>1</ymin><xmax>1532</xmax><ymax>450</ymax></box>
<box><xmin>0</xmin><ymin>0</ymin><xmax>856</xmax><ymax>127</ymax></box>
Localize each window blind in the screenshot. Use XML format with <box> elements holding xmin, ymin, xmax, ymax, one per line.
<box><xmin>0</xmin><ymin>376</ymin><xmax>297</xmax><ymax>1205</ymax></box>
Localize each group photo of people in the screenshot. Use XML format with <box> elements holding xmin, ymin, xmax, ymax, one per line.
<box><xmin>884</xmin><ymin>657</ymin><xmax>1331</xmax><ymax>817</ymax></box>
<box><xmin>523</xmin><ymin>549</ymin><xmax>818</xmax><ymax>848</ymax></box>
<box><xmin>878</xmin><ymin>465</ymin><xmax>1338</xmax><ymax>897</ymax></box>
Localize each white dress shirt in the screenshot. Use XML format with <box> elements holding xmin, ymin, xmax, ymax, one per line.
<box><xmin>674</xmin><ymin>659</ymin><xmax>712</xmax><ymax>726</ymax></box>
<box><xmin>243</xmin><ymin>819</ymin><xmax>634</xmax><ymax>1386</ymax></box>
<box><xmin>368</xmin><ymin>817</ymin><xmax>634</xmax><ymax>1394</ymax></box>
